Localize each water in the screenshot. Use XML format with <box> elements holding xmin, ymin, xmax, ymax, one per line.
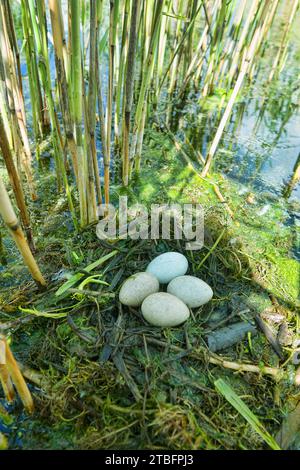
<box><xmin>182</xmin><ymin>67</ymin><xmax>299</xmax><ymax>202</ymax></box>
<box><xmin>223</xmin><ymin>5</ymin><xmax>300</xmax><ymax>204</ymax></box>
<box><xmin>225</xmin><ymin>89</ymin><xmax>300</xmax><ymax>202</ymax></box>
<box><xmin>177</xmin><ymin>5</ymin><xmax>300</xmax><ymax>262</ymax></box>
<box><xmin>14</xmin><ymin>2</ymin><xmax>300</xmax><ymax>241</ymax></box>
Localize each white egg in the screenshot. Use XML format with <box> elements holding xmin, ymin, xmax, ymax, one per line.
<box><xmin>146</xmin><ymin>252</ymin><xmax>188</xmax><ymax>284</ymax></box>
<box><xmin>167</xmin><ymin>275</ymin><xmax>213</xmax><ymax>308</ymax></box>
<box><xmin>119</xmin><ymin>272</ymin><xmax>159</xmax><ymax>307</ymax></box>
<box><xmin>141</xmin><ymin>292</ymin><xmax>190</xmax><ymax>327</ymax></box>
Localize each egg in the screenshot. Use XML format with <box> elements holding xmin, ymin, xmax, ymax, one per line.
<box><xmin>141</xmin><ymin>292</ymin><xmax>190</xmax><ymax>327</ymax></box>
<box><xmin>146</xmin><ymin>252</ymin><xmax>188</xmax><ymax>284</ymax></box>
<box><xmin>119</xmin><ymin>272</ymin><xmax>159</xmax><ymax>307</ymax></box>
<box><xmin>167</xmin><ymin>275</ymin><xmax>213</xmax><ymax>308</ymax></box>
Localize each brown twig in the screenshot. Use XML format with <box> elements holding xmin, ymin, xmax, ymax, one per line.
<box><xmin>145</xmin><ymin>336</ymin><xmax>283</xmax><ymax>380</ymax></box>
<box><xmin>255</xmin><ymin>314</ymin><xmax>284</xmax><ymax>360</ymax></box>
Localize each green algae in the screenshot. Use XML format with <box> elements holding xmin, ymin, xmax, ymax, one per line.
<box><xmin>134</xmin><ymin>128</ymin><xmax>299</xmax><ymax>305</ymax></box>
<box><xmin>266</xmin><ymin>256</ymin><xmax>299</xmax><ymax>303</ymax></box>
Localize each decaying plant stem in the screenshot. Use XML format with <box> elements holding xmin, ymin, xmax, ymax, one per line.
<box><xmin>122</xmin><ymin>0</ymin><xmax>140</xmax><ymax>186</ymax></box>
<box><xmin>145</xmin><ymin>336</ymin><xmax>284</xmax><ymax>380</ymax></box>
<box><xmin>0</xmin><ymin>335</ymin><xmax>34</xmax><ymax>413</ymax></box>
<box><xmin>0</xmin><ymin>113</ymin><xmax>35</xmax><ymax>251</ymax></box>
<box><xmin>0</xmin><ymin>175</ymin><xmax>46</xmax><ymax>287</ymax></box>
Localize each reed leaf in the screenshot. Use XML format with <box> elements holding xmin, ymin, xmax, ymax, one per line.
<box><xmin>55</xmin><ymin>250</ymin><xmax>118</xmax><ymax>296</ymax></box>
<box><xmin>215</xmin><ymin>378</ymin><xmax>281</xmax><ymax>450</ymax></box>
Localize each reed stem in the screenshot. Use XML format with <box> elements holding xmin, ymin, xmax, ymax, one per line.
<box><xmin>0</xmin><ymin>175</ymin><xmax>46</xmax><ymax>287</ymax></box>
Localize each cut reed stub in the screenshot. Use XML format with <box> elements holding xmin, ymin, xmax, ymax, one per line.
<box><xmin>0</xmin><ymin>362</ymin><xmax>15</xmax><ymax>402</ymax></box>
<box><xmin>0</xmin><ymin>175</ymin><xmax>46</xmax><ymax>288</ymax></box>
<box><xmin>0</xmin><ymin>336</ymin><xmax>16</xmax><ymax>402</ymax></box>
<box><xmin>0</xmin><ymin>335</ymin><xmax>34</xmax><ymax>414</ymax></box>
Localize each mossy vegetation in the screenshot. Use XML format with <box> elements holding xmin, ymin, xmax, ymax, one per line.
<box><xmin>1</xmin><ymin>130</ymin><xmax>299</xmax><ymax>449</ymax></box>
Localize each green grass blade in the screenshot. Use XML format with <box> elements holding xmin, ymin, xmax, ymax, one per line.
<box><xmin>55</xmin><ymin>273</ymin><xmax>83</xmax><ymax>297</ymax></box>
<box><xmin>19</xmin><ymin>307</ymin><xmax>69</xmax><ymax>319</ymax></box>
<box><xmin>0</xmin><ymin>403</ymin><xmax>13</xmax><ymax>426</ymax></box>
<box><xmin>78</xmin><ymin>274</ymin><xmax>109</xmax><ymax>290</ymax></box>
<box><xmin>214</xmin><ymin>378</ymin><xmax>281</xmax><ymax>450</ymax></box>
<box><xmin>55</xmin><ymin>250</ymin><xmax>118</xmax><ymax>297</ymax></box>
<box><xmin>99</xmin><ymin>28</ymin><xmax>109</xmax><ymax>56</ymax></box>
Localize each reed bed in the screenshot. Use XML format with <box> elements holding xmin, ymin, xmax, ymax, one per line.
<box><xmin>0</xmin><ymin>1</ymin><xmax>298</xmax><ymax>250</ymax></box>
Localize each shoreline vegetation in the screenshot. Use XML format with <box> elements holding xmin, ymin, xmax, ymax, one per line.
<box><xmin>0</xmin><ymin>0</ymin><xmax>299</xmax><ymax>450</ymax></box>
